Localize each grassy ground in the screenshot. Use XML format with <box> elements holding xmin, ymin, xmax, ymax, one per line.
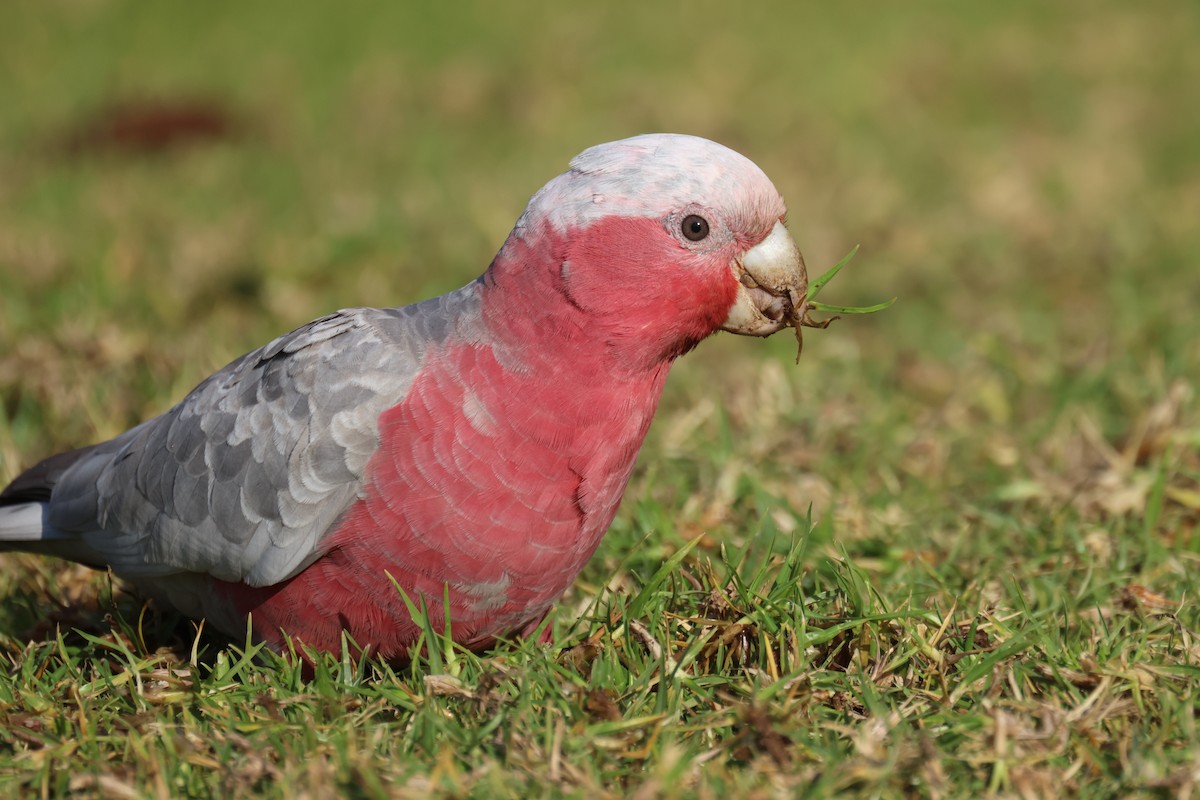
<box><xmin>1</xmin><ymin>1</ymin><xmax>1199</xmax><ymax>796</ymax></box>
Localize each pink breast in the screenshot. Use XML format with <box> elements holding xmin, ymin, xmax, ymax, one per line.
<box><xmin>216</xmin><ymin>341</ymin><xmax>666</xmax><ymax>660</ymax></box>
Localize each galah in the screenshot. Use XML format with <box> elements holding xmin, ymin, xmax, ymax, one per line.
<box><xmin>0</xmin><ymin>134</ymin><xmax>808</xmax><ymax>661</ymax></box>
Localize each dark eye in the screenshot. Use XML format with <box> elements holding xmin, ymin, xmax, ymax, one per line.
<box><xmin>681</xmin><ymin>215</ymin><xmax>710</xmax><ymax>242</ymax></box>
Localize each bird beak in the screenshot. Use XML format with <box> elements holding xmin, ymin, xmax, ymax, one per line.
<box><xmin>721</xmin><ymin>220</ymin><xmax>809</xmax><ymax>337</ymax></box>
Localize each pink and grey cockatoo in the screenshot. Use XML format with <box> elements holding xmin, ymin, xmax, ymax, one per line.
<box><xmin>0</xmin><ymin>134</ymin><xmax>808</xmax><ymax>661</ymax></box>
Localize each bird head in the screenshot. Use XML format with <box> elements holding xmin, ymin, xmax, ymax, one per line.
<box><xmin>494</xmin><ymin>134</ymin><xmax>809</xmax><ymax>369</ymax></box>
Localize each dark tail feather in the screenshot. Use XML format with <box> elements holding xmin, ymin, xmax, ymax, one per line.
<box><xmin>1</xmin><ymin>445</ymin><xmax>99</xmax><ymax>545</ymax></box>
<box><xmin>0</xmin><ymin>444</ymin><xmax>97</xmax><ymax>505</ymax></box>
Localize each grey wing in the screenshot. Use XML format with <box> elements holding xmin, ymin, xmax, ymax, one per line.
<box><xmin>44</xmin><ymin>289</ymin><xmax>481</xmax><ymax>586</ymax></box>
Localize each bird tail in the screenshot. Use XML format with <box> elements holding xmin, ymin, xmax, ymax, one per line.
<box><xmin>1</xmin><ymin>444</ymin><xmax>96</xmax><ymax>547</ymax></box>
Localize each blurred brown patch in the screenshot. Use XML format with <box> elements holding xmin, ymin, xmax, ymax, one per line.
<box><xmin>732</xmin><ymin>704</ymin><xmax>792</xmax><ymax>767</ymax></box>
<box><xmin>55</xmin><ymin>97</ymin><xmax>242</xmax><ymax>157</ymax></box>
<box><xmin>1119</xmin><ymin>584</ymin><xmax>1177</xmax><ymax>612</ymax></box>
<box><xmin>584</xmin><ymin>688</ymin><xmax>622</xmax><ymax>723</ymax></box>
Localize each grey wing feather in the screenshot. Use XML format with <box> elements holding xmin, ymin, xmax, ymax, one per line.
<box><xmin>44</xmin><ymin>284</ymin><xmax>483</xmax><ymax>586</ymax></box>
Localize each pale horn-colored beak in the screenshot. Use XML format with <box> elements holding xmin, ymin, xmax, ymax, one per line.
<box><xmin>720</xmin><ymin>220</ymin><xmax>809</xmax><ymax>337</ymax></box>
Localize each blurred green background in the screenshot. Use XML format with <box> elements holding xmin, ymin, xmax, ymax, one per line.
<box><xmin>1</xmin><ymin>1</ymin><xmax>1199</xmax><ymax>794</ymax></box>
<box><xmin>3</xmin><ymin>0</ymin><xmax>1199</xmax><ymax>606</ymax></box>
<box><xmin>2</xmin><ymin>1</ymin><xmax>1197</xmax><ymax>460</ymax></box>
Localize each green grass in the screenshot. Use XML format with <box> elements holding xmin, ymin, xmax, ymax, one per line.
<box><xmin>2</xmin><ymin>0</ymin><xmax>1199</xmax><ymax>796</ymax></box>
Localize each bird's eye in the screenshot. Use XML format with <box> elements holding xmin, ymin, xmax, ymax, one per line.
<box><xmin>681</xmin><ymin>215</ymin><xmax>710</xmax><ymax>242</ymax></box>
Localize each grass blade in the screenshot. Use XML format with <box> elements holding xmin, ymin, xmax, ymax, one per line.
<box><xmin>807</xmin><ymin>297</ymin><xmax>897</xmax><ymax>314</ymax></box>
<box><xmin>807</xmin><ymin>245</ymin><xmax>859</xmax><ymax>301</ymax></box>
